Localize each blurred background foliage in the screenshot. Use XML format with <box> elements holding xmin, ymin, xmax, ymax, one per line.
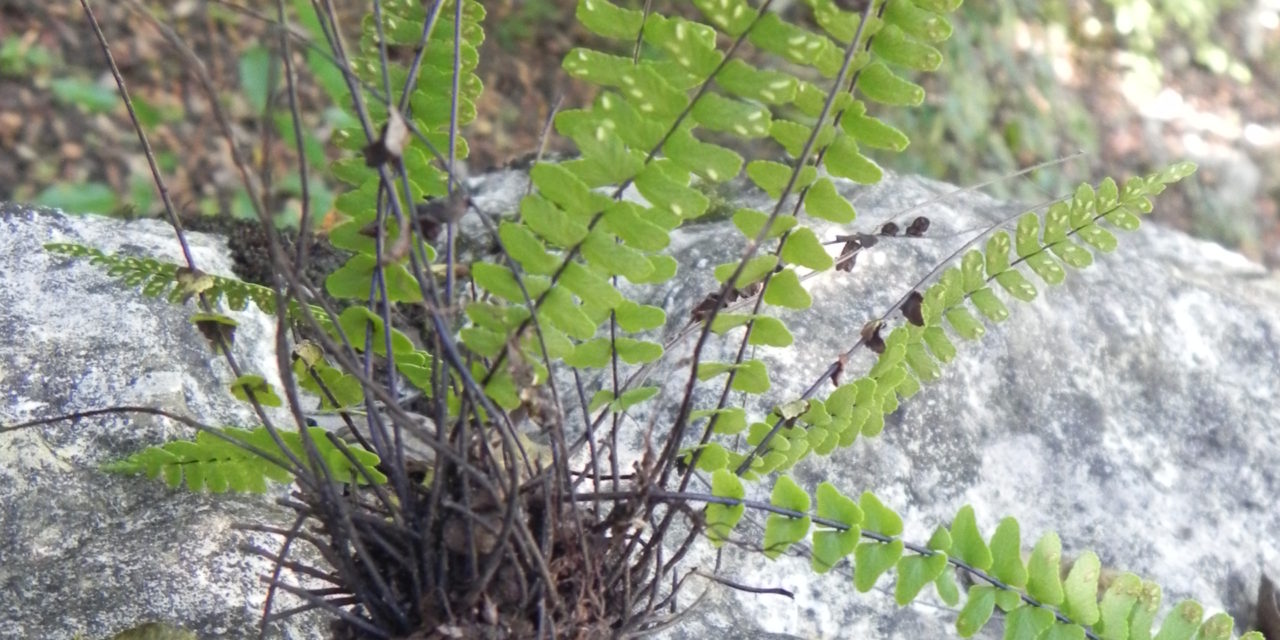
<box><xmin>882</xmin><ymin>0</ymin><xmax>1280</xmax><ymax>262</ymax></box>
<box><xmin>0</xmin><ymin>0</ymin><xmax>1276</xmax><ymax>261</ymax></box>
<box><xmin>883</xmin><ymin>0</ymin><xmax>1265</xmax><ymax>201</ymax></box>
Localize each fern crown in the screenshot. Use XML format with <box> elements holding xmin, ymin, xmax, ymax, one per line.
<box><xmin>33</xmin><ymin>1</ymin><xmax>1261</xmax><ymax>639</ymax></box>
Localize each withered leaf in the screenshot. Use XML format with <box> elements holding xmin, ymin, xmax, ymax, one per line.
<box><xmin>174</xmin><ymin>267</ymin><xmax>214</xmax><ymax>304</ymax></box>
<box><xmin>691</xmin><ymin>294</ymin><xmax>723</xmax><ymax>323</ymax></box>
<box><xmin>905</xmin><ymin>216</ymin><xmax>931</xmax><ymax>237</ymax></box>
<box><xmin>901</xmin><ymin>291</ymin><xmax>925</xmax><ymax>326</ymax></box>
<box><xmin>361</xmin><ymin>109</ymin><xmax>409</xmax><ymax>167</ymax></box>
<box><xmin>861</xmin><ymin>320</ymin><xmax>885</xmax><ymax>354</ymax></box>
<box><xmin>357</xmin><ymin>220</ymin><xmax>384</xmax><ymax>238</ymax></box>
<box><xmin>836</xmin><ymin>241</ymin><xmax>860</xmax><ymax>273</ymax></box>
<box><xmin>416</xmin><ymin>191</ymin><xmax>470</xmax><ymax>225</ymax></box>
<box><xmin>414</xmin><ymin>192</ymin><xmax>471</xmax><ymax>242</ymax></box>
<box><xmin>292</xmin><ymin>340</ymin><xmax>325</xmax><ymax>367</ymax></box>
<box><xmin>776</xmin><ymin>399</ymin><xmax>810</xmax><ymax>420</ymax></box>
<box><xmin>416</xmin><ymin>217</ymin><xmax>443</xmax><ymax>242</ymax></box>
<box><xmin>732</xmin><ymin>282</ymin><xmax>762</xmax><ymax>301</ymax></box>
<box><xmin>880</xmin><ymin>221</ymin><xmax>900</xmax><ymax>236</ymax></box>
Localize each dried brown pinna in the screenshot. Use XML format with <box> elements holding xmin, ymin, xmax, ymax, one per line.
<box><xmin>905</xmin><ymin>216</ymin><xmax>931</xmax><ymax>237</ymax></box>
<box><xmin>835</xmin><ymin>242</ymin><xmax>859</xmax><ymax>272</ymax></box>
<box><xmin>691</xmin><ymin>294</ymin><xmax>721</xmax><ymax>323</ymax></box>
<box><xmin>861</xmin><ymin>319</ymin><xmax>885</xmax><ymax>354</ymax></box>
<box><xmin>415</xmin><ymin>191</ymin><xmax>471</xmax><ymax>242</ymax></box>
<box><xmin>416</xmin><ymin>191</ymin><xmax>471</xmax><ymax>226</ymax></box>
<box><xmin>174</xmin><ymin>267</ymin><xmax>214</xmax><ymax>304</ymax></box>
<box><xmin>361</xmin><ymin>109</ymin><xmax>408</xmax><ymax>168</ymax></box>
<box><xmin>901</xmin><ymin>291</ymin><xmax>925</xmax><ymax>326</ymax></box>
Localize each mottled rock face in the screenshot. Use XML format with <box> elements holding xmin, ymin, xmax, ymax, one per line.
<box><xmin>0</xmin><ymin>203</ymin><xmax>325</xmax><ymax>639</ymax></box>
<box><xmin>7</xmin><ymin>161</ymin><xmax>1279</xmax><ymax>640</ymax></box>
<box><xmin>461</xmin><ymin>167</ymin><xmax>1280</xmax><ymax>638</ymax></box>
<box><xmin>611</xmin><ymin>172</ymin><xmax>1280</xmax><ymax>640</ymax></box>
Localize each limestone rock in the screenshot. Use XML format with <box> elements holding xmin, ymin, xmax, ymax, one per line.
<box><xmin>546</xmin><ymin>171</ymin><xmax>1280</xmax><ymax>639</ymax></box>
<box><xmin>363</xmin><ymin>167</ymin><xmax>1280</xmax><ymax>638</ymax></box>
<box><xmin>12</xmin><ymin>159</ymin><xmax>1277</xmax><ymax>640</ymax></box>
<box><xmin>0</xmin><ymin>203</ymin><xmax>326</xmax><ymax>639</ymax></box>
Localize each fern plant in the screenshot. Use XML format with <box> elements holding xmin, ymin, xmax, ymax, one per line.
<box><xmin>24</xmin><ymin>1</ymin><xmax>1262</xmax><ymax>639</ymax></box>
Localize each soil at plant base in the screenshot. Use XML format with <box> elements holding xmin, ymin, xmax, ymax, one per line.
<box><xmin>1</xmin><ymin>1</ymin><xmax>1277</xmax><ymax>266</ymax></box>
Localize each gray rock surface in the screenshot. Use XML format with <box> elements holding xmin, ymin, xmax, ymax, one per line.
<box><xmin>461</xmin><ymin>166</ymin><xmax>1280</xmax><ymax>639</ymax></box>
<box><xmin>0</xmin><ymin>203</ymin><xmax>326</xmax><ymax>639</ymax></box>
<box><xmin>610</xmin><ymin>171</ymin><xmax>1280</xmax><ymax>639</ymax></box>
<box><xmin>8</xmin><ymin>160</ymin><xmax>1277</xmax><ymax>640</ymax></box>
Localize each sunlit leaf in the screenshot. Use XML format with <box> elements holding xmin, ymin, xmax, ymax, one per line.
<box><xmin>733</xmin><ymin>208</ymin><xmax>797</xmax><ymax>239</ymax></box>
<box><xmin>858</xmin><ymin>61</ymin><xmax>925</xmax><ymax>106</ymax></box>
<box><xmin>1096</xmin><ymin>572</ymin><xmax>1142</xmax><ymax>639</ymax></box>
<box><xmin>804</xmin><ymin>177</ymin><xmax>857</xmax><ymax>223</ymax></box>
<box><xmin>693</xmin><ymin>93</ymin><xmax>771</xmax><ymax>138</ymax></box>
<box><xmin>1027</xmin><ymin>532</ymin><xmax>1064</xmax><ymax>606</ymax></box>
<box><xmin>995</xmin><ymin>269</ymin><xmax>1037</xmax><ymax>302</ymax></box>
<box><xmin>1153</xmin><ymin>600</ymin><xmax>1203</xmax><ymax>640</ymax></box>
<box><xmin>951</xmin><ymin>505</ymin><xmax>992</xmax><ymax>570</ymax></box>
<box><xmin>859</xmin><ymin>491</ymin><xmax>903</xmax><ymax>536</ymax></box>
<box><xmin>956</xmin><ymin>585</ymin><xmax>997</xmax><ymax>637</ymax></box>
<box><xmin>714</xmin><ymin>255</ymin><xmax>778</xmax><ymax>287</ymax></box>
<box><xmin>871</xmin><ymin>23</ymin><xmax>942</xmax><ymax>71</ymax></box>
<box><xmin>1003</xmin><ymin>605</ymin><xmax>1054</xmax><ymax>640</ymax></box>
<box><xmin>826</xmin><ymin>131</ymin><xmax>883</xmax><ymax>184</ymax></box>
<box><xmin>896</xmin><ymin>552</ymin><xmax>949</xmax><ymax>605</ymax></box>
<box><xmin>988</xmin><ymin>517</ymin><xmax>1027</xmax><ymax>588</ymax></box>
<box><xmin>763</xmin><ymin>268</ymin><xmax>812</xmax><ymax>309</ymax></box>
<box><xmin>706</xmin><ymin>469</ymin><xmax>745</xmax><ymax>546</ymax></box>
<box><xmin>1062</xmin><ymin>551</ymin><xmax>1101</xmax><ymax>625</ymax></box>
<box><xmin>763</xmin><ymin>475</ymin><xmax>811</xmax><ymax>558</ymax></box>
<box><xmin>576</xmin><ymin>0</ymin><xmax>644</xmax><ymax>40</ymax></box>
<box><xmin>664</xmin><ymin>128</ymin><xmax>743</xmax><ymax>182</ymax></box>
<box><xmin>854</xmin><ymin>540</ymin><xmax>904</xmax><ymax>592</ymax></box>
<box><xmin>780</xmin><ymin>227</ymin><xmax>834</xmax><ymax>271</ymax></box>
<box><xmin>750</xmin><ymin>316</ymin><xmax>794</xmax><ymax>347</ymax></box>
<box><xmin>715</xmin><ymin>59</ymin><xmax>797</xmax><ymax>104</ymax></box>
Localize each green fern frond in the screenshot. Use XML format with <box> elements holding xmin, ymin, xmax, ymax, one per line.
<box><xmin>702</xmin><ymin>477</ymin><xmax>1261</xmax><ymax>640</ymax></box>
<box><xmin>720</xmin><ymin>162</ymin><xmax>1198</xmax><ymax>479</ymax></box>
<box><xmin>43</xmin><ymin>242</ymin><xmax>332</xmax><ymax>333</ymax></box>
<box><xmin>103</xmin><ymin>425</ymin><xmax>385</xmax><ymax>493</ymax></box>
<box><xmin>325</xmin><ymin>0</ymin><xmax>485</xmax><ymax>264</ymax></box>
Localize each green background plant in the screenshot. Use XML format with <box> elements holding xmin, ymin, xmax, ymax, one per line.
<box><xmin>6</xmin><ymin>1</ymin><xmax>1276</xmax><ymax>257</ymax></box>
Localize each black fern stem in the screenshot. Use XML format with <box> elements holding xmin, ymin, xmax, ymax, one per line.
<box><xmin>665</xmin><ymin>0</ymin><xmax>881</xmax><ymax>486</ymax></box>
<box><xmin>577</xmin><ymin>489</ymin><xmax>1104</xmax><ymax>640</ymax></box>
